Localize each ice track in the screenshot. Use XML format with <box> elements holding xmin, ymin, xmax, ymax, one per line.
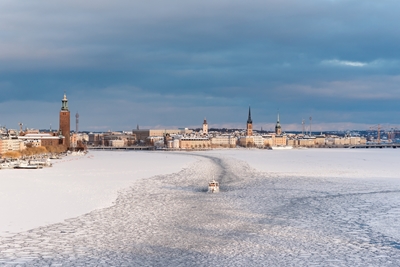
<box><xmin>1</xmin><ymin>153</ymin><xmax>400</xmax><ymax>266</ymax></box>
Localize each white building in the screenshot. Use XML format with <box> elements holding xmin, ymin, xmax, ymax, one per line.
<box><xmin>1</xmin><ymin>137</ymin><xmax>21</xmax><ymax>154</ymax></box>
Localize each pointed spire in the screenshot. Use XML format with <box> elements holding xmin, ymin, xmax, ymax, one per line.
<box><xmin>275</xmin><ymin>111</ymin><xmax>282</xmax><ymax>135</ymax></box>
<box><xmin>203</xmin><ymin>117</ymin><xmax>207</xmax><ymax>124</ymax></box>
<box><xmin>247</xmin><ymin>106</ymin><xmax>252</xmax><ymax>124</ymax></box>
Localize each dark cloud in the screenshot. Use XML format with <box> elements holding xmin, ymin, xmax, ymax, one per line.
<box><xmin>1</xmin><ymin>0</ymin><xmax>400</xmax><ymax>130</ymax></box>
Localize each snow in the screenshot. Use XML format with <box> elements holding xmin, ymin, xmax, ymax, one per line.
<box><xmin>205</xmin><ymin>148</ymin><xmax>400</xmax><ymax>179</ymax></box>
<box><xmin>0</xmin><ymin>151</ymin><xmax>195</xmax><ymax>235</ymax></box>
<box><xmin>1</xmin><ymin>148</ymin><xmax>400</xmax><ymax>266</ymax></box>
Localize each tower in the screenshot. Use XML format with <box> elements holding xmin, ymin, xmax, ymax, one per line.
<box><xmin>75</xmin><ymin>112</ymin><xmax>79</xmax><ymax>133</ymax></box>
<box><xmin>203</xmin><ymin>118</ymin><xmax>208</xmax><ymax>135</ymax></box>
<box><xmin>59</xmin><ymin>93</ymin><xmax>71</xmax><ymax>148</ymax></box>
<box><xmin>246</xmin><ymin>107</ymin><xmax>253</xmax><ymax>136</ymax></box>
<box><xmin>275</xmin><ymin>113</ymin><xmax>282</xmax><ymax>135</ymax></box>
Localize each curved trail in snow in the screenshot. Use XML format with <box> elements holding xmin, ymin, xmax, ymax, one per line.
<box><xmin>1</xmin><ymin>152</ymin><xmax>400</xmax><ymax>266</ymax></box>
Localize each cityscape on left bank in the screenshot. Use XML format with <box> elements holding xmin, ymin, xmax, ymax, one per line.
<box><xmin>0</xmin><ymin>93</ymin><xmax>397</xmax><ymax>161</ymax></box>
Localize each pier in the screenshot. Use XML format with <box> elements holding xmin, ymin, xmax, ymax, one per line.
<box><xmin>88</xmin><ymin>146</ymin><xmax>155</xmax><ymax>151</ymax></box>
<box><xmin>348</xmin><ymin>143</ymin><xmax>400</xmax><ymax>149</ymax></box>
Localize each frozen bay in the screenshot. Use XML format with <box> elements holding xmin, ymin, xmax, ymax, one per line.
<box><xmin>1</xmin><ymin>149</ymin><xmax>400</xmax><ymax>266</ymax></box>
<box><xmin>0</xmin><ymin>151</ymin><xmax>195</xmax><ymax>235</ymax></box>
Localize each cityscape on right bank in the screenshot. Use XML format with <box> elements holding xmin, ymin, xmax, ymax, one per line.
<box><xmin>89</xmin><ymin>107</ymin><xmax>398</xmax><ymax>150</ymax></box>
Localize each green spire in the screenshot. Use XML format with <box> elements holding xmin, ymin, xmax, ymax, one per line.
<box><xmin>61</xmin><ymin>92</ymin><xmax>69</xmax><ymax>111</ymax></box>
<box><xmin>276</xmin><ymin>113</ymin><xmax>281</xmax><ymax>128</ymax></box>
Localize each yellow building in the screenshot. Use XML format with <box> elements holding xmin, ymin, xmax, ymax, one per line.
<box><xmin>211</xmin><ymin>135</ymin><xmax>237</xmax><ymax>148</ymax></box>
<box><xmin>180</xmin><ymin>137</ymin><xmax>210</xmax><ymax>149</ymax></box>
<box><xmin>273</xmin><ymin>135</ymin><xmax>287</xmax><ymax>146</ymax></box>
<box><xmin>239</xmin><ymin>136</ymin><xmax>255</xmax><ymax>147</ymax></box>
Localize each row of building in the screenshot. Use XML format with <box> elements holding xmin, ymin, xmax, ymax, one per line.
<box><xmin>0</xmin><ymin>127</ymin><xmax>89</xmax><ymax>155</ymax></box>
<box><xmin>85</xmin><ymin>108</ymin><xmax>366</xmax><ymax>149</ymax></box>
<box><xmin>1</xmin><ymin>94</ymin><xmax>368</xmax><ymax>156</ymax></box>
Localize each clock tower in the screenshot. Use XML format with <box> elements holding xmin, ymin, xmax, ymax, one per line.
<box><xmin>59</xmin><ymin>93</ymin><xmax>71</xmax><ymax>148</ymax></box>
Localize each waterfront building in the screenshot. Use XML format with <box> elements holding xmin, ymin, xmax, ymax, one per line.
<box><xmin>133</xmin><ymin>129</ymin><xmax>193</xmax><ymax>142</ymax></box>
<box><xmin>273</xmin><ymin>134</ymin><xmax>287</xmax><ymax>146</ymax></box>
<box><xmin>179</xmin><ymin>137</ymin><xmax>210</xmax><ymax>149</ymax></box>
<box><xmin>210</xmin><ymin>135</ymin><xmax>237</xmax><ymax>148</ymax></box>
<box><xmin>109</xmin><ymin>139</ymin><xmax>125</xmax><ymax>147</ymax></box>
<box><xmin>0</xmin><ymin>137</ymin><xmax>21</xmax><ymax>154</ymax></box>
<box><xmin>18</xmin><ymin>133</ymin><xmax>63</xmax><ymax>149</ymax></box>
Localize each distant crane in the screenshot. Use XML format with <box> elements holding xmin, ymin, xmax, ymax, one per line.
<box><xmin>302</xmin><ymin>119</ymin><xmax>305</xmax><ymax>135</ymax></box>
<box><xmin>76</xmin><ymin>112</ymin><xmax>79</xmax><ymax>133</ymax></box>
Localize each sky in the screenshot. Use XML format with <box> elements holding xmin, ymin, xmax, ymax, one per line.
<box><xmin>1</xmin><ymin>0</ymin><xmax>399</xmax><ymax>132</ymax></box>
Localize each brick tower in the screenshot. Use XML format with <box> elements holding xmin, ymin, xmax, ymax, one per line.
<box><xmin>59</xmin><ymin>93</ymin><xmax>71</xmax><ymax>148</ymax></box>
<box><xmin>246</xmin><ymin>107</ymin><xmax>253</xmax><ymax>136</ymax></box>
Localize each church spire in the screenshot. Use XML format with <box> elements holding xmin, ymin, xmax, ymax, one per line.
<box><xmin>275</xmin><ymin>112</ymin><xmax>282</xmax><ymax>135</ymax></box>
<box><xmin>247</xmin><ymin>106</ymin><xmax>252</xmax><ymax>124</ymax></box>
<box><xmin>246</xmin><ymin>106</ymin><xmax>253</xmax><ymax>136</ymax></box>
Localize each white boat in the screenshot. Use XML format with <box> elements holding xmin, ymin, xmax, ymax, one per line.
<box><xmin>208</xmin><ymin>180</ymin><xmax>219</xmax><ymax>193</ymax></box>
<box><xmin>270</xmin><ymin>146</ymin><xmax>293</xmax><ymax>150</ymax></box>
<box><xmin>29</xmin><ymin>159</ymin><xmax>52</xmax><ymax>167</ymax></box>
<box><xmin>0</xmin><ymin>163</ymin><xmax>13</xmax><ymax>169</ymax></box>
<box><xmin>14</xmin><ymin>163</ymin><xmax>41</xmax><ymax>169</ymax></box>
<box><xmin>0</xmin><ymin>161</ymin><xmax>19</xmax><ymax>169</ymax></box>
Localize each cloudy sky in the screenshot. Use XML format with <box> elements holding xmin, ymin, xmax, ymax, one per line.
<box><xmin>1</xmin><ymin>0</ymin><xmax>399</xmax><ymax>132</ymax></box>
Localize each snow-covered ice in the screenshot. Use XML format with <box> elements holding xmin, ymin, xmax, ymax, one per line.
<box><xmin>1</xmin><ymin>148</ymin><xmax>400</xmax><ymax>266</ymax></box>
<box><xmin>0</xmin><ymin>151</ymin><xmax>195</xmax><ymax>235</ymax></box>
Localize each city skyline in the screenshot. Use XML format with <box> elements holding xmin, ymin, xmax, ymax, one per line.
<box><xmin>1</xmin><ymin>1</ymin><xmax>399</xmax><ymax>131</ymax></box>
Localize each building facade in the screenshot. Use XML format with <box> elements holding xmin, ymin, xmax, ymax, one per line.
<box><xmin>133</xmin><ymin>129</ymin><xmax>192</xmax><ymax>142</ymax></box>
<box><xmin>210</xmin><ymin>135</ymin><xmax>237</xmax><ymax>148</ymax></box>
<box><xmin>179</xmin><ymin>137</ymin><xmax>210</xmax><ymax>149</ymax></box>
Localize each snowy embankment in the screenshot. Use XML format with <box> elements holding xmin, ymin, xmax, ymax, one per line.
<box><xmin>0</xmin><ymin>151</ymin><xmax>195</xmax><ymax>235</ymax></box>
<box><xmin>1</xmin><ymin>149</ymin><xmax>400</xmax><ymax>266</ymax></box>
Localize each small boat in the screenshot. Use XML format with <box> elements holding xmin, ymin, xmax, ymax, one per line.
<box><xmin>29</xmin><ymin>159</ymin><xmax>52</xmax><ymax>167</ymax></box>
<box><xmin>0</xmin><ymin>163</ymin><xmax>13</xmax><ymax>169</ymax></box>
<box><xmin>208</xmin><ymin>180</ymin><xmax>219</xmax><ymax>193</ymax></box>
<box><xmin>14</xmin><ymin>163</ymin><xmax>41</xmax><ymax>169</ymax></box>
<box><xmin>1</xmin><ymin>162</ymin><xmax>19</xmax><ymax>169</ymax></box>
<box><xmin>270</xmin><ymin>146</ymin><xmax>293</xmax><ymax>150</ymax></box>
